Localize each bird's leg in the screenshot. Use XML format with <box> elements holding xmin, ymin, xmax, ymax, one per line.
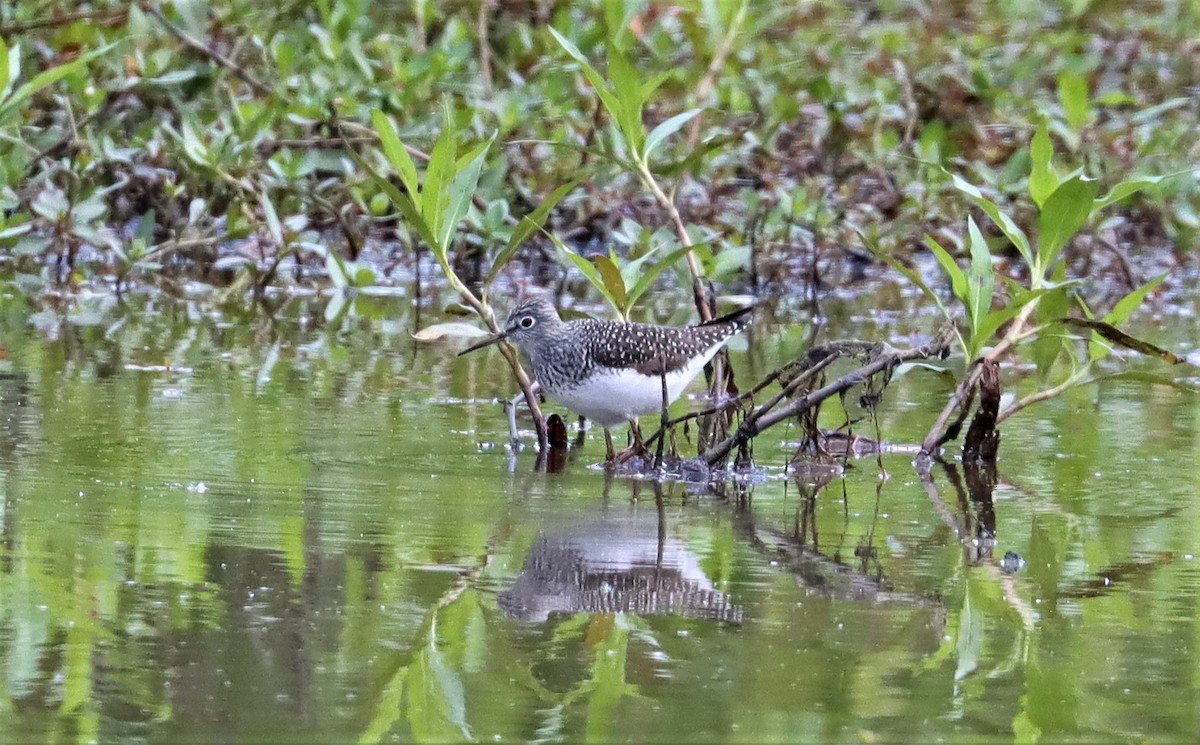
<box><xmin>604</xmin><ymin>427</ymin><xmax>616</xmax><ymax>462</ymax></box>
<box><xmin>612</xmin><ymin>419</ymin><xmax>649</xmax><ymax>465</ymax></box>
<box><xmin>505</xmin><ymin>381</ymin><xmax>541</xmax><ymax>450</ymax></box>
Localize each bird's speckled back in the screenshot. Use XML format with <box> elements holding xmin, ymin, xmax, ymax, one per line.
<box><xmin>501</xmin><ymin>298</ymin><xmax>751</xmax><ymax>394</ymax></box>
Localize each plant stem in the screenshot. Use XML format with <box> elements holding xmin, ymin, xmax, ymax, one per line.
<box><xmin>920</xmin><ymin>299</ymin><xmax>1040</xmax><ymax>454</ymax></box>
<box><xmin>635</xmin><ymin>159</ymin><xmax>711</xmax><ymax>321</ymax></box>
<box><xmin>437</xmin><ymin>256</ymin><xmax>548</xmax><ymax>450</ymax></box>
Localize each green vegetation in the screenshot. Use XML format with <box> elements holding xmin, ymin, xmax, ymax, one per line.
<box><xmin>1</xmin><ymin>1</ymin><xmax>1196</xmax><ymax>453</ymax></box>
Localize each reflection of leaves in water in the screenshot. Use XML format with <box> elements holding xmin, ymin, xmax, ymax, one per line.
<box><xmin>954</xmin><ymin>581</ymin><xmax>983</xmax><ymax>682</ymax></box>
<box><xmin>584</xmin><ymin>614</ymin><xmax>638</xmax><ymax>742</ymax></box>
<box><xmin>358</xmin><ymin>590</ymin><xmax>475</xmax><ymax>744</ymax></box>
<box><xmin>409</xmin><ymin>616</ymin><xmax>472</xmax><ymax>742</ymax></box>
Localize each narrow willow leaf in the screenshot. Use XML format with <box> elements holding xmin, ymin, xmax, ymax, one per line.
<box><xmin>442</xmin><ymin>134</ymin><xmax>494</xmax><ymax>248</ymax></box>
<box><xmin>538</xmin><ymin>226</ymin><xmax>621</xmax><ymax>313</ymax></box>
<box><xmin>484</xmin><ymin>180</ymin><xmax>579</xmax><ymax>294</ymax></box>
<box><xmin>590</xmin><ymin>254</ymin><xmax>628</xmax><ymax>312</ymax></box>
<box><xmin>1058</xmin><ymin>70</ymin><xmax>1090</xmax><ymax>131</ymax></box>
<box><xmin>1062</xmin><ymin>318</ymin><xmax>1182</xmax><ymax>364</ymax></box>
<box><xmin>0</xmin><ymin>42</ymin><xmax>116</xmax><ymax>121</ymax></box>
<box><xmin>422</xmin><ymin>111</ymin><xmax>457</xmax><ymax>253</ymax></box>
<box><xmin>872</xmin><ymin>248</ymin><xmax>950</xmax><ymax>319</ymax></box>
<box><xmin>549</xmin><ymin>27</ymin><xmax>623</xmax><ymax>142</ymax></box>
<box><xmin>965</xmin><ymin>216</ymin><xmax>995</xmax><ymax>342</ymax></box>
<box><xmin>640</xmin><ymin>70</ymin><xmax>672</xmax><ymax>102</ymax></box>
<box><xmin>260</xmin><ymin>189</ymin><xmax>284</xmax><ymax>245</ymax></box>
<box><xmin>948</xmin><ymin>173</ymin><xmax>1034</xmax><ymax>267</ymax></box>
<box><xmin>626</xmin><ymin>244</ymin><xmax>696</xmax><ymax>310</ymax></box>
<box><xmin>924</xmin><ymin>235</ymin><xmax>968</xmax><ymax>305</ymax></box>
<box><xmin>1036</xmin><ymin>174</ymin><xmax>1099</xmax><ymax>272</ymax></box>
<box><xmin>644</xmin><ymin>108</ymin><xmax>702</xmax><ymax>160</ymax></box>
<box><xmin>370</xmin><ymin>109</ymin><xmax>419</xmax><ymax>199</ymax></box>
<box><xmin>350</xmin><ymin>147</ymin><xmax>439</xmax><ymax>249</ymax></box>
<box><xmin>1093</xmin><ymin>175</ymin><xmax>1164</xmax><ymax>211</ymax></box>
<box><xmin>1091</xmin><ymin>370</ymin><xmax>1198</xmax><ymax>392</ymax></box>
<box><xmin>325</xmin><ymin>248</ymin><xmax>350</xmax><ymax>289</ymax></box>
<box><xmin>1028</xmin><ymin>120</ymin><xmax>1058</xmax><ymax>209</ymax></box>
<box><xmin>1030</xmin><ymin>281</ymin><xmax>1071</xmax><ymax>378</ymax></box>
<box><xmin>0</xmin><ymin>38</ymin><xmax>10</xmax><ymax>98</ymax></box>
<box><xmin>1105</xmin><ymin>272</ymin><xmax>1166</xmax><ymax>326</ymax></box>
<box><xmin>606</xmin><ymin>41</ymin><xmax>645</xmax><ymax>153</ymax></box>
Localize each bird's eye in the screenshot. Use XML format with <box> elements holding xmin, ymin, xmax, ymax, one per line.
<box><xmin>519</xmin><ymin>316</ymin><xmax>535</xmax><ymax>329</ymax></box>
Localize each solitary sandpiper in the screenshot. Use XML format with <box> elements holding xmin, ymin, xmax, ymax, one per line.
<box><xmin>459</xmin><ymin>297</ymin><xmax>753</xmax><ymax>460</ymax></box>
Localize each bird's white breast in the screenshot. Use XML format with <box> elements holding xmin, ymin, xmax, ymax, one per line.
<box><xmin>548</xmin><ymin>341</ymin><xmax>726</xmax><ymax>427</ymax></box>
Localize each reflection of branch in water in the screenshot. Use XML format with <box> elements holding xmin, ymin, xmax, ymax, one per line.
<box><xmin>733</xmin><ymin>509</ymin><xmax>938</xmax><ymax>612</ymax></box>
<box><xmin>918</xmin><ymin>460</ymin><xmax>1034</xmax><ymax>628</ymax></box>
<box><xmin>498</xmin><ymin>496</ymin><xmax>742</xmax><ymax>624</ymax></box>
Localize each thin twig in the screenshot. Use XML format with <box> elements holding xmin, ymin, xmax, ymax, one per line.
<box><xmin>642</xmin><ymin>350</ymin><xmax>838</xmax><ymax>453</ymax></box>
<box><xmin>0</xmin><ymin>7</ymin><xmax>134</xmax><ymax>35</ymax></box>
<box><xmin>258</xmin><ymin>136</ymin><xmax>378</xmax><ymax>153</ymax></box>
<box><xmin>147</xmin><ymin>4</ymin><xmax>272</xmax><ymax>97</ymax></box>
<box><xmin>335</xmin><ymin>120</ymin><xmax>547</xmax><ymax>448</ymax></box>
<box><xmin>704</xmin><ymin>336</ymin><xmax>950</xmax><ymax>466</ymax></box>
<box><xmin>995</xmin><ymin>372</ymin><xmax>1083</xmax><ymax>425</ymax></box>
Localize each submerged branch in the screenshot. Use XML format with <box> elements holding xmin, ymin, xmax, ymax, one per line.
<box><xmin>920</xmin><ymin>303</ymin><xmax>1039</xmax><ymax>454</ymax></box>
<box><xmin>703</xmin><ymin>332</ymin><xmax>952</xmax><ymax>466</ymax></box>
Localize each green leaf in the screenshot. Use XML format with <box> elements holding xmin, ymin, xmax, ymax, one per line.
<box><xmin>1093</xmin><ymin>175</ymin><xmax>1164</xmax><ymax>211</ymax></box>
<box><xmin>351</xmin><ymin>147</ymin><xmax>439</xmax><ymax>249</ymax></box>
<box><xmin>1030</xmin><ymin>279</ymin><xmax>1072</xmax><ymax>378</ymax></box>
<box><xmin>643</xmin><ymin>108</ymin><xmax>702</xmax><ymax>161</ymax></box>
<box><xmin>371</xmin><ymin>109</ymin><xmax>420</xmax><ymax>199</ymax></box>
<box><xmin>0</xmin><ymin>43</ymin><xmax>117</xmax><ymax>121</ymax></box>
<box><xmin>872</xmin><ymin>247</ymin><xmax>951</xmax><ymax>320</ymax></box>
<box><xmin>606</xmin><ymin>41</ymin><xmax>645</xmax><ymax>153</ymax></box>
<box><xmin>603</xmin><ymin>0</ymin><xmax>638</xmax><ymax>49</ymax></box>
<box><xmin>411</xmin><ymin>322</ymin><xmax>492</xmax><ymax>342</ymax></box>
<box><xmin>441</xmin><ymin>134</ymin><xmax>494</xmax><ymax>248</ymax></box>
<box><xmin>1036</xmin><ymin>174</ymin><xmax>1099</xmax><ymax>273</ymax></box>
<box><xmin>484</xmin><ymin>181</ymin><xmax>579</xmax><ymax>295</ymax></box>
<box><xmin>1089</xmin><ymin>370</ymin><xmax>1198</xmax><ymax>393</ymax></box>
<box><xmin>260</xmin><ymin>189</ymin><xmax>284</xmax><ymax>245</ymax></box>
<box><xmin>948</xmin><ymin>173</ymin><xmax>1034</xmax><ymax>268</ymax></box>
<box><xmin>1104</xmin><ymin>272</ymin><xmax>1166</xmax><ymax>326</ymax></box>
<box><xmin>924</xmin><ymin>235</ymin><xmax>968</xmax><ymax>305</ymax></box>
<box><xmin>1028</xmin><ymin>120</ymin><xmax>1058</xmax><ymax>209</ymax></box>
<box><xmin>973</xmin><ymin>304</ymin><xmax>1023</xmax><ymax>353</ymax></box>
<box><xmin>422</xmin><ymin>109</ymin><xmax>457</xmax><ymax>254</ymax></box>
<box><xmin>549</xmin><ymin>27</ymin><xmax>623</xmax><ymax>144</ymax></box>
<box><xmin>0</xmin><ymin>39</ymin><xmax>10</xmax><ymax>98</ymax></box>
<box><xmin>626</xmin><ymin>244</ymin><xmax>696</xmax><ymax>310</ymax></box>
<box><xmin>590</xmin><ymin>254</ymin><xmax>628</xmax><ymax>313</ymax></box>
<box><xmin>1058</xmin><ymin>70</ymin><xmax>1091</xmax><ymax>131</ymax></box>
<box><xmin>539</xmin><ymin>226</ymin><xmax>621</xmax><ymax>313</ymax></box>
<box><xmin>640</xmin><ymin>70</ymin><xmax>672</xmax><ymax>102</ymax></box>
<box><xmin>325</xmin><ymin>248</ymin><xmax>351</xmax><ymax>289</ymax></box>
<box><xmin>965</xmin><ymin>216</ymin><xmax>995</xmax><ymax>342</ymax></box>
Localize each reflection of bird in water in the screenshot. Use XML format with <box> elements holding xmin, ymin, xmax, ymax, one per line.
<box><xmin>498</xmin><ymin>512</ymin><xmax>742</xmax><ymax>624</ymax></box>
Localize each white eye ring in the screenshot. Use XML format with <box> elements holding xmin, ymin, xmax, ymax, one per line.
<box><xmin>519</xmin><ymin>316</ymin><xmax>535</xmax><ymax>329</ymax></box>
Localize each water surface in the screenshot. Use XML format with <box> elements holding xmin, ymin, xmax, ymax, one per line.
<box><xmin>1</xmin><ymin>293</ymin><xmax>1198</xmax><ymax>742</ymax></box>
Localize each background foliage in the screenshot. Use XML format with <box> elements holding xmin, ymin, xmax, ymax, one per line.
<box><xmin>1</xmin><ymin>0</ymin><xmax>1196</xmax><ymax>313</ymax></box>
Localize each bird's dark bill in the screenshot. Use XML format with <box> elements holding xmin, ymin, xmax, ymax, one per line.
<box><xmin>459</xmin><ymin>332</ymin><xmax>507</xmax><ymax>356</ymax></box>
